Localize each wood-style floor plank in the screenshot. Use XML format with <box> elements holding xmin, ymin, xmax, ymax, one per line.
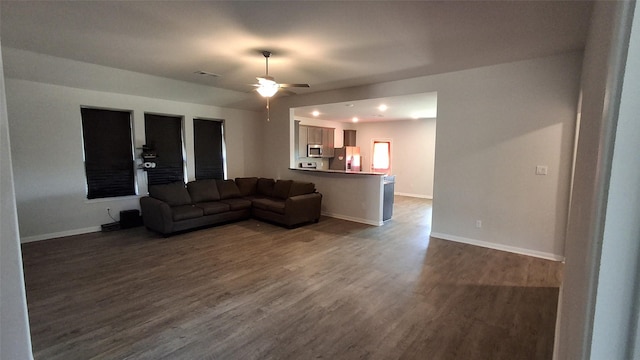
<box><xmin>22</xmin><ymin>196</ymin><xmax>562</xmax><ymax>359</ymax></box>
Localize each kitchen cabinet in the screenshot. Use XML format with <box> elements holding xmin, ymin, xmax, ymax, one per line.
<box><xmin>298</xmin><ymin>124</ymin><xmax>308</xmax><ymax>157</ymax></box>
<box><xmin>298</xmin><ymin>125</ymin><xmax>335</xmax><ymax>158</ymax></box>
<box><xmin>322</xmin><ymin>128</ymin><xmax>335</xmax><ymax>157</ymax></box>
<box><xmin>344</xmin><ymin>130</ymin><xmax>357</xmax><ymax>146</ymax></box>
<box><xmin>307</xmin><ymin>127</ymin><xmax>323</xmax><ymax>145</ymax></box>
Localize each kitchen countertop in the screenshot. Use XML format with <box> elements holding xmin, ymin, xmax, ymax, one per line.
<box><xmin>290</xmin><ymin>168</ymin><xmax>386</xmax><ymax>176</ymax></box>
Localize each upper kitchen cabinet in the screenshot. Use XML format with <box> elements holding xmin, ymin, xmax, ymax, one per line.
<box><xmin>297</xmin><ymin>124</ymin><xmax>335</xmax><ymax>158</ymax></box>
<box><xmin>307</xmin><ymin>127</ymin><xmax>323</xmax><ymax>145</ymax></box>
<box><xmin>322</xmin><ymin>128</ymin><xmax>335</xmax><ymax>157</ymax></box>
<box><xmin>298</xmin><ymin>124</ymin><xmax>308</xmax><ymax>158</ymax></box>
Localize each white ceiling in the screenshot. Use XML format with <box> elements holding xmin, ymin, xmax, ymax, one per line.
<box><xmin>1</xmin><ymin>1</ymin><xmax>592</xmax><ymax>115</ymax></box>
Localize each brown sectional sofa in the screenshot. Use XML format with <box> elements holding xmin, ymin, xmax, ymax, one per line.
<box><xmin>140</xmin><ymin>177</ymin><xmax>322</xmax><ymax>235</ymax></box>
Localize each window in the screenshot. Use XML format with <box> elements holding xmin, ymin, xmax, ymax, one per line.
<box><xmin>144</xmin><ymin>114</ymin><xmax>185</xmax><ymax>185</ymax></box>
<box><xmin>372</xmin><ymin>140</ymin><xmax>391</xmax><ymax>173</ymax></box>
<box><xmin>81</xmin><ymin>107</ymin><xmax>135</xmax><ymax>199</ymax></box>
<box><xmin>193</xmin><ymin>119</ymin><xmax>225</xmax><ymax>180</ymax></box>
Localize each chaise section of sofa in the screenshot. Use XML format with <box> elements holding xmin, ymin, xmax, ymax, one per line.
<box><xmin>236</xmin><ymin>177</ymin><xmax>322</xmax><ymax>228</ymax></box>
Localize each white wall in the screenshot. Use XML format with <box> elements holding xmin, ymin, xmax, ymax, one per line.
<box><xmin>592</xmin><ymin>3</ymin><xmax>640</xmax><ymax>354</ymax></box>
<box><xmin>0</xmin><ymin>42</ymin><xmax>34</xmax><ymax>359</ymax></box>
<box><xmin>556</xmin><ymin>1</ymin><xmax>640</xmax><ymax>359</ymax></box>
<box><xmin>6</xmin><ymin>78</ymin><xmax>262</xmax><ymax>241</ymax></box>
<box><xmin>267</xmin><ymin>51</ymin><xmax>581</xmax><ymax>259</ymax></box>
<box><xmin>555</xmin><ymin>2</ymin><xmax>634</xmax><ymax>359</ymax></box>
<box><xmin>355</xmin><ymin>119</ymin><xmax>436</xmax><ymax>198</ymax></box>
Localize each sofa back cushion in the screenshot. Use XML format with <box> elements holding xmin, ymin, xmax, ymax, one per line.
<box><xmin>273</xmin><ymin>180</ymin><xmax>293</xmax><ymax>200</ymax></box>
<box><xmin>149</xmin><ymin>182</ymin><xmax>192</xmax><ymax>206</ymax></box>
<box><xmin>216</xmin><ymin>179</ymin><xmax>241</xmax><ymax>199</ymax></box>
<box><xmin>289</xmin><ymin>181</ymin><xmax>316</xmax><ymax>197</ymax></box>
<box><xmin>187</xmin><ymin>179</ymin><xmax>220</xmax><ymax>203</ymax></box>
<box><xmin>235</xmin><ymin>177</ymin><xmax>258</xmax><ymax>196</ymax></box>
<box><xmin>257</xmin><ymin>178</ymin><xmax>275</xmax><ymax>197</ymax></box>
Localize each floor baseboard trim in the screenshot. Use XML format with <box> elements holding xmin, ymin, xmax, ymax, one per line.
<box><xmin>430</xmin><ymin>232</ymin><xmax>565</xmax><ymax>261</ymax></box>
<box><xmin>394</xmin><ymin>192</ymin><xmax>433</xmax><ymax>200</ymax></box>
<box><xmin>21</xmin><ymin>226</ymin><xmax>101</xmax><ymax>243</ymax></box>
<box><xmin>322</xmin><ymin>212</ymin><xmax>383</xmax><ymax>226</ymax></box>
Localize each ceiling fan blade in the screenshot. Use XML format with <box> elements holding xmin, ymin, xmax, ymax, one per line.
<box><xmin>277</xmin><ymin>88</ymin><xmax>297</xmax><ymax>96</ymax></box>
<box><xmin>279</xmin><ymin>83</ymin><xmax>310</xmax><ymax>88</ymax></box>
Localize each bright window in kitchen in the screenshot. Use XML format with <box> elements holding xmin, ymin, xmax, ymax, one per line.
<box><xmin>372</xmin><ymin>140</ymin><xmax>391</xmax><ymax>173</ymax></box>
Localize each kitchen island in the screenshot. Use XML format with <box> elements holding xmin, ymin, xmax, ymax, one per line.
<box><xmin>287</xmin><ymin>167</ymin><xmax>388</xmax><ymax>225</ymax></box>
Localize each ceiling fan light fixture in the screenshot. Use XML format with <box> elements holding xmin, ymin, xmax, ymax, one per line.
<box><xmin>256</xmin><ymin>78</ymin><xmax>279</xmax><ymax>97</ymax></box>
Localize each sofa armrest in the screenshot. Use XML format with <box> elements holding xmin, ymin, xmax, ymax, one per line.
<box><xmin>285</xmin><ymin>192</ymin><xmax>322</xmax><ymax>224</ymax></box>
<box><xmin>140</xmin><ymin>196</ymin><xmax>173</xmax><ymax>234</ymax></box>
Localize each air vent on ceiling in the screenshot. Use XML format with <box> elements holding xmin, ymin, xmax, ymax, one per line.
<box><xmin>194</xmin><ymin>70</ymin><xmax>222</xmax><ymax>78</ymax></box>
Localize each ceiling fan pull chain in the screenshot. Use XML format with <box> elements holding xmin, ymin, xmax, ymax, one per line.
<box><xmin>266</xmin><ymin>97</ymin><xmax>270</xmax><ymax>122</ymax></box>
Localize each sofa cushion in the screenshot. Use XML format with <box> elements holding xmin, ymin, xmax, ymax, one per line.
<box><xmin>235</xmin><ymin>177</ymin><xmax>258</xmax><ymax>196</ymax></box>
<box><xmin>171</xmin><ymin>205</ymin><xmax>204</xmax><ymax>221</ymax></box>
<box><xmin>149</xmin><ymin>182</ymin><xmax>191</xmax><ymax>206</ymax></box>
<box><xmin>187</xmin><ymin>179</ymin><xmax>220</xmax><ymax>203</ymax></box>
<box><xmin>257</xmin><ymin>178</ymin><xmax>275</xmax><ymax>197</ymax></box>
<box><xmin>196</xmin><ymin>201</ymin><xmax>230</xmax><ymax>215</ymax></box>
<box><xmin>289</xmin><ymin>181</ymin><xmax>316</xmax><ymax>197</ymax></box>
<box><xmin>220</xmin><ymin>198</ymin><xmax>252</xmax><ymax>211</ymax></box>
<box><xmin>273</xmin><ymin>180</ymin><xmax>293</xmax><ymax>200</ymax></box>
<box><xmin>252</xmin><ymin>198</ymin><xmax>286</xmax><ymax>215</ymax></box>
<box><xmin>216</xmin><ymin>180</ymin><xmax>241</xmax><ymax>199</ymax></box>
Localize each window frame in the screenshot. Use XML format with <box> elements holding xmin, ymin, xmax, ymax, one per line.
<box><xmin>371</xmin><ymin>138</ymin><xmax>392</xmax><ymax>174</ymax></box>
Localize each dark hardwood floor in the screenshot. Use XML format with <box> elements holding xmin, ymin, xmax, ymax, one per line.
<box><xmin>22</xmin><ymin>196</ymin><xmax>562</xmax><ymax>359</ymax></box>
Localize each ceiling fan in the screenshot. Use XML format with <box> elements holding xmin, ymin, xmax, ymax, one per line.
<box><xmin>251</xmin><ymin>50</ymin><xmax>310</xmax><ymax>121</ymax></box>
<box><xmin>252</xmin><ymin>50</ymin><xmax>310</xmax><ymax>98</ymax></box>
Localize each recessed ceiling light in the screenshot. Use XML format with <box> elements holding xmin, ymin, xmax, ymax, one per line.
<box><xmin>345</xmin><ymin>103</ymin><xmax>354</xmax><ymax>107</ymax></box>
<box><xmin>378</xmin><ymin>104</ymin><xmax>388</xmax><ymax>111</ymax></box>
<box><xmin>352</xmin><ymin>117</ymin><xmax>359</xmax><ymax>123</ymax></box>
<box><xmin>312</xmin><ymin>110</ymin><xmax>320</xmax><ymax>117</ymax></box>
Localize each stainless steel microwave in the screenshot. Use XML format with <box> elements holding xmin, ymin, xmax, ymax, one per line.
<box><xmin>307</xmin><ymin>144</ymin><xmax>323</xmax><ymax>158</ymax></box>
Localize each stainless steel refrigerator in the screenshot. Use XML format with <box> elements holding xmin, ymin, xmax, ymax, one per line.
<box><xmin>329</xmin><ymin>146</ymin><xmax>361</xmax><ymax>171</ymax></box>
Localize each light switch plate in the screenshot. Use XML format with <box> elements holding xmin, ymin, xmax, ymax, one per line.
<box><xmin>536</xmin><ymin>165</ymin><xmax>548</xmax><ymax>175</ymax></box>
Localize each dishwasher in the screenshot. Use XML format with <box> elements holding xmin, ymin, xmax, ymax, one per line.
<box><xmin>383</xmin><ymin>175</ymin><xmax>395</xmax><ymax>221</ymax></box>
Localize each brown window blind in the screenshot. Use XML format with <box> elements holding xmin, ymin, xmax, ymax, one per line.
<box><xmin>144</xmin><ymin>114</ymin><xmax>184</xmax><ymax>186</ymax></box>
<box><xmin>194</xmin><ymin>119</ymin><xmax>224</xmax><ymax>180</ymax></box>
<box><xmin>81</xmin><ymin>108</ymin><xmax>135</xmax><ymax>199</ymax></box>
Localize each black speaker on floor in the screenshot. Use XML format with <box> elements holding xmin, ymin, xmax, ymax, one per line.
<box><xmin>120</xmin><ymin>210</ymin><xmax>142</xmax><ymax>229</ymax></box>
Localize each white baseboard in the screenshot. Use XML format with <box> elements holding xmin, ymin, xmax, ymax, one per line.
<box><xmin>21</xmin><ymin>226</ymin><xmax>101</xmax><ymax>243</ymax></box>
<box><xmin>394</xmin><ymin>192</ymin><xmax>433</xmax><ymax>199</ymax></box>
<box><xmin>430</xmin><ymin>232</ymin><xmax>565</xmax><ymax>261</ymax></box>
<box><xmin>322</xmin><ymin>212</ymin><xmax>383</xmax><ymax>226</ymax></box>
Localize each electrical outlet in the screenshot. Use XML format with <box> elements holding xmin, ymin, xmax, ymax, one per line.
<box><xmin>476</xmin><ymin>220</ymin><xmax>482</xmax><ymax>228</ymax></box>
<box><xmin>536</xmin><ymin>165</ymin><xmax>548</xmax><ymax>175</ymax></box>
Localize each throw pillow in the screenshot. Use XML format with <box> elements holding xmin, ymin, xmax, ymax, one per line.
<box><xmin>149</xmin><ymin>182</ymin><xmax>192</xmax><ymax>206</ymax></box>
<box><xmin>187</xmin><ymin>179</ymin><xmax>220</xmax><ymax>203</ymax></box>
